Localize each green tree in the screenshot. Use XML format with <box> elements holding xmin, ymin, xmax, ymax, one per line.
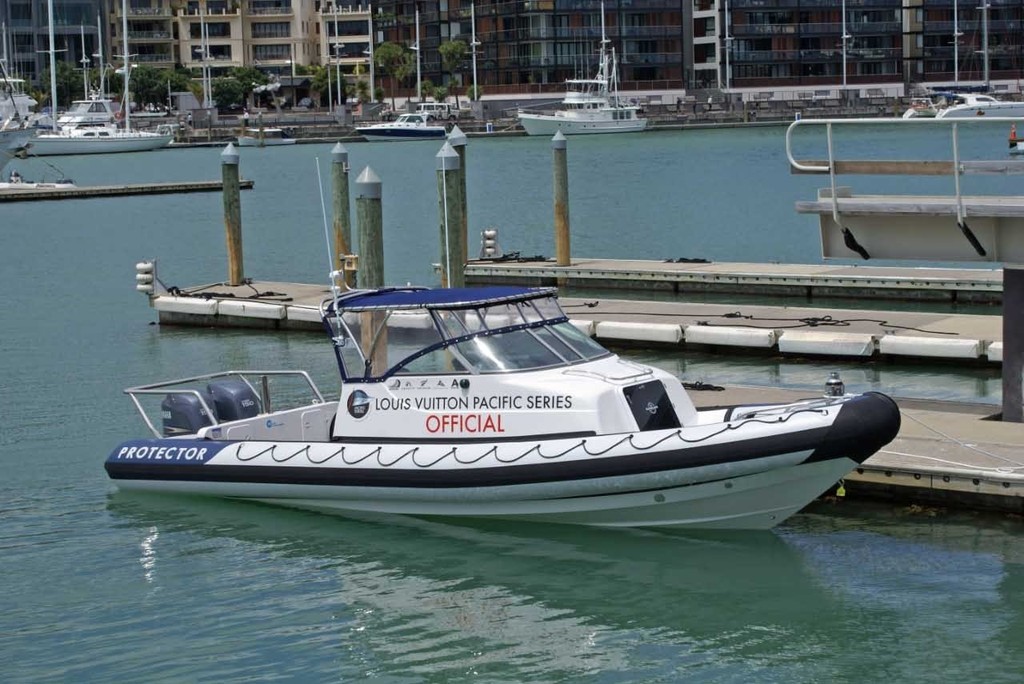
<box><xmin>430</xmin><ymin>83</ymin><xmax>448</xmax><ymax>103</ymax></box>
<box><xmin>211</xmin><ymin>77</ymin><xmax>246</xmax><ymax>110</ymax></box>
<box><xmin>38</xmin><ymin>60</ymin><xmax>80</xmax><ymax>111</ymax></box>
<box><xmin>374</xmin><ymin>42</ymin><xmax>413</xmax><ymax>110</ymax></box>
<box><xmin>309</xmin><ymin>65</ymin><xmax>329</xmax><ymax>108</ymax></box>
<box><xmin>125</xmin><ymin>66</ymin><xmax>193</xmax><ymax>108</ymax></box>
<box><xmin>355</xmin><ymin>79</ymin><xmax>370</xmax><ymax>104</ymax></box>
<box><xmin>439</xmin><ymin>40</ymin><xmax>468</xmax><ymax>108</ymax></box>
<box><xmin>229</xmin><ymin>66</ymin><xmax>269</xmax><ymax>91</ymax></box>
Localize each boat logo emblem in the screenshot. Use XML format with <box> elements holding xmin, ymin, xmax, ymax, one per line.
<box><xmin>645</xmin><ymin>402</ymin><xmax>659</xmax><ymax>415</ymax></box>
<box><xmin>347</xmin><ymin>390</ymin><xmax>371</xmax><ymax>419</ymax></box>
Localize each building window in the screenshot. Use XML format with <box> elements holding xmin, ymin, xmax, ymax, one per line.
<box><xmin>253</xmin><ymin>44</ymin><xmax>291</xmax><ymax>60</ymax></box>
<box><xmin>251</xmin><ymin>22</ymin><xmax>291</xmax><ymax>38</ymax></box>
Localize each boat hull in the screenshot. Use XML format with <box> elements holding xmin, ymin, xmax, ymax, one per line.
<box><xmin>237</xmin><ymin>136</ymin><xmax>296</xmax><ymax>147</ymax></box>
<box><xmin>936</xmin><ymin>102</ymin><xmax>1024</xmax><ymax>119</ymax></box>
<box><xmin>357</xmin><ymin>128</ymin><xmax>447</xmax><ymax>141</ymax></box>
<box><xmin>0</xmin><ymin>127</ymin><xmax>33</xmax><ymax>170</ymax></box>
<box><xmin>105</xmin><ymin>393</ymin><xmax>900</xmax><ymax>530</ymax></box>
<box><xmin>518</xmin><ymin>112</ymin><xmax>648</xmax><ymax>136</ymax></box>
<box><xmin>28</xmin><ymin>133</ymin><xmax>173</xmax><ymax>156</ymax></box>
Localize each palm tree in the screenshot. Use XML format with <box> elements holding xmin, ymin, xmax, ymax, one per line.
<box><xmin>374</xmin><ymin>42</ymin><xmax>413</xmax><ymax>110</ymax></box>
<box><xmin>439</xmin><ymin>40</ymin><xmax>468</xmax><ymax>108</ymax></box>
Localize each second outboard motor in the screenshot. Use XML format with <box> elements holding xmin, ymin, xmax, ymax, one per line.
<box><xmin>162</xmin><ymin>390</ymin><xmax>215</xmax><ymax>436</ymax></box>
<box><xmin>207</xmin><ymin>378</ymin><xmax>261</xmax><ymax>422</ymax></box>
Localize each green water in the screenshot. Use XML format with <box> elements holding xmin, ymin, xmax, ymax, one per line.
<box><xmin>1</xmin><ymin>125</ymin><xmax>1019</xmax><ymax>682</ymax></box>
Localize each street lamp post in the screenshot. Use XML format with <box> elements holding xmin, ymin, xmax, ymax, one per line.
<box><xmin>367</xmin><ymin>8</ymin><xmax>375</xmax><ymax>102</ymax></box>
<box><xmin>723</xmin><ymin>0</ymin><xmax>732</xmax><ymax>92</ymax></box>
<box><xmin>841</xmin><ymin>0</ymin><xmax>850</xmax><ymax>90</ymax></box>
<box><xmin>953</xmin><ymin>0</ymin><xmax>962</xmax><ymax>85</ymax></box>
<box><xmin>414</xmin><ymin>7</ymin><xmax>421</xmax><ymax>102</ymax></box>
<box><xmin>470</xmin><ymin>2</ymin><xmax>479</xmax><ymax>100</ymax></box>
<box><xmin>333</xmin><ymin>2</ymin><xmax>342</xmax><ymax>111</ymax></box>
<box><xmin>981</xmin><ymin>0</ymin><xmax>990</xmax><ymax>90</ymax></box>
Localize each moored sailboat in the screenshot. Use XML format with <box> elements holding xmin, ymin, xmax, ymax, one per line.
<box><xmin>29</xmin><ymin>0</ymin><xmax>171</xmax><ymax>157</ymax></box>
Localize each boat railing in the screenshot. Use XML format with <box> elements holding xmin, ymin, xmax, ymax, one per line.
<box><xmin>785</xmin><ymin>116</ymin><xmax>1024</xmax><ymax>232</ymax></box>
<box><xmin>126</xmin><ymin>370</ymin><xmax>326</xmax><ymax>438</ymax></box>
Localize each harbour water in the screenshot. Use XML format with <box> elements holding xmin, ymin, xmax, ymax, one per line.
<box><xmin>3</xmin><ymin>123</ymin><xmax>1021</xmax><ymax>681</ymax></box>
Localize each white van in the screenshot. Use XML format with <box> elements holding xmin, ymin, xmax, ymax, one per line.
<box><xmin>416</xmin><ymin>102</ymin><xmax>459</xmax><ymax>121</ymax></box>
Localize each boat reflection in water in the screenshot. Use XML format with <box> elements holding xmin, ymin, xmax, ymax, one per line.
<box><xmin>106</xmin><ymin>492</ymin><xmax>1021</xmax><ymax>681</ymax></box>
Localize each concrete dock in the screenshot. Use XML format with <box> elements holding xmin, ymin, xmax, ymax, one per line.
<box><xmin>147</xmin><ymin>277</ymin><xmax>1004</xmax><ymax>364</ymax></box>
<box><xmin>0</xmin><ymin>179</ymin><xmax>254</xmax><ymax>202</ymax></box>
<box><xmin>463</xmin><ymin>258</ymin><xmax>1002</xmax><ymax>303</ymax></box>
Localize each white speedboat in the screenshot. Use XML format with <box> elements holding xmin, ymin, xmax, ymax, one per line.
<box><xmin>28</xmin><ymin>124</ymin><xmax>173</xmax><ymax>156</ymax></box>
<box><xmin>934</xmin><ymin>92</ymin><xmax>1024</xmax><ymax>119</ymax></box>
<box><xmin>105</xmin><ymin>285</ymin><xmax>900</xmax><ymax>530</ymax></box>
<box><xmin>237</xmin><ymin>127</ymin><xmax>297</xmax><ymax>147</ymax></box>
<box><xmin>0</xmin><ymin>168</ymin><xmax>76</xmax><ymax>190</ymax></box>
<box><xmin>517</xmin><ymin>5</ymin><xmax>646</xmax><ymax>136</ymax></box>
<box><xmin>901</xmin><ymin>97</ymin><xmax>939</xmax><ymax>119</ymax></box>
<box><xmin>356</xmin><ymin>113</ymin><xmax>448</xmax><ymax>141</ymax></box>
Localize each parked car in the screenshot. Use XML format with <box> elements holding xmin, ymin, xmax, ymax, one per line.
<box><xmin>416</xmin><ymin>102</ymin><xmax>460</xmax><ymax>121</ymax></box>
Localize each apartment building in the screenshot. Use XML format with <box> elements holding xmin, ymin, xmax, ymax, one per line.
<box><xmin>3</xmin><ymin>0</ymin><xmax>1023</xmax><ymax>101</ymax></box>
<box><xmin>372</xmin><ymin>0</ymin><xmax>688</xmax><ymax>96</ymax></box>
<box><xmin>722</xmin><ymin>0</ymin><xmax>1023</xmax><ymax>96</ymax></box>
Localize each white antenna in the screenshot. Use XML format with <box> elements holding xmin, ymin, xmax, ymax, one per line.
<box><xmin>315</xmin><ymin>158</ymin><xmax>345</xmax><ymax>295</ymax></box>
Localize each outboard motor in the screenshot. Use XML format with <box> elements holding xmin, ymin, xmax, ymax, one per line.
<box><xmin>162</xmin><ymin>390</ymin><xmax>216</xmax><ymax>436</ymax></box>
<box><xmin>207</xmin><ymin>378</ymin><xmax>261</xmax><ymax>422</ymax></box>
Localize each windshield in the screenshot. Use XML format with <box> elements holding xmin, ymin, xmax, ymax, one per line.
<box><xmin>327</xmin><ymin>296</ymin><xmax>609</xmax><ymax>381</ymax></box>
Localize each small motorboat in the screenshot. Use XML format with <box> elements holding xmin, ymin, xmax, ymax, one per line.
<box><xmin>356</xmin><ymin>113</ymin><xmax>448</xmax><ymax>141</ymax></box>
<box><xmin>237</xmin><ymin>127</ymin><xmax>296</xmax><ymax>147</ymax></box>
<box><xmin>106</xmin><ymin>286</ymin><xmax>900</xmax><ymax>530</ymax></box>
<box><xmin>0</xmin><ymin>167</ymin><xmax>75</xmax><ymax>190</ymax></box>
<box><xmin>1010</xmin><ymin>124</ymin><xmax>1023</xmax><ymax>155</ymax></box>
<box><xmin>901</xmin><ymin>97</ymin><xmax>938</xmax><ymax>119</ymax></box>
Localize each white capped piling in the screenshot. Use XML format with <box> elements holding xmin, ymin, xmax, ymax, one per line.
<box><xmin>331</xmin><ymin>142</ymin><xmax>353</xmax><ymax>285</ymax></box>
<box><xmin>221</xmin><ymin>142</ymin><xmax>244</xmax><ymax>285</ymax></box>
<box><xmin>448</xmin><ymin>125</ymin><xmax>469</xmax><ymax>263</ymax></box>
<box><xmin>355</xmin><ymin>166</ymin><xmax>384</xmax><ymax>289</ymax></box>
<box><xmin>436</xmin><ymin>142</ymin><xmax>465</xmax><ymax>288</ymax></box>
<box><xmin>552</xmin><ymin>130</ymin><xmax>571</xmax><ymax>267</ymax></box>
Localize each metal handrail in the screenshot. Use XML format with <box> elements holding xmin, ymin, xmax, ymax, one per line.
<box><xmin>785</xmin><ymin>116</ymin><xmax>1023</xmax><ymax>259</ymax></box>
<box><xmin>126</xmin><ymin>370</ymin><xmax>325</xmax><ymax>438</ymax></box>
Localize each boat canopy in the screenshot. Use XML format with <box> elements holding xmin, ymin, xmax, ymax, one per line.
<box><xmin>321</xmin><ymin>286</ymin><xmax>608</xmax><ymax>381</ymax></box>
<box><xmin>327</xmin><ymin>285</ymin><xmax>556</xmax><ymax>312</ymax></box>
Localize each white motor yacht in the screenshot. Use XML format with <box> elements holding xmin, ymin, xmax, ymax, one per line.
<box><xmin>357</xmin><ymin>113</ymin><xmax>448</xmax><ymax>141</ymax></box>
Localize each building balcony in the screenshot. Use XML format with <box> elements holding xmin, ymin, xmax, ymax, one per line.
<box><xmin>129</xmin><ymin>7</ymin><xmax>172</xmax><ymax>17</ymax></box>
<box><xmin>177</xmin><ymin>8</ymin><xmax>241</xmax><ymax>17</ymax></box>
<box><xmin>247</xmin><ymin>6</ymin><xmax>294</xmax><ymax>16</ymax></box>
<box><xmin>128</xmin><ymin>31</ymin><xmax>173</xmax><ymax>40</ymax></box>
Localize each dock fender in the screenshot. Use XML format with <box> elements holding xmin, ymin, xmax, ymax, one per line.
<box><xmin>808</xmin><ymin>392</ymin><xmax>901</xmax><ymax>465</ymax></box>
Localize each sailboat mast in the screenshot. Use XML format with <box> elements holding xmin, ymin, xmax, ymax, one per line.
<box><xmin>81</xmin><ymin>26</ymin><xmax>88</xmax><ymax>98</ymax></box>
<box><xmin>97</xmin><ymin>12</ymin><xmax>105</xmax><ymax>97</ymax></box>
<box><xmin>122</xmin><ymin>0</ymin><xmax>131</xmax><ymax>131</ymax></box>
<box><xmin>47</xmin><ymin>0</ymin><xmax>57</xmax><ymax>131</ymax></box>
